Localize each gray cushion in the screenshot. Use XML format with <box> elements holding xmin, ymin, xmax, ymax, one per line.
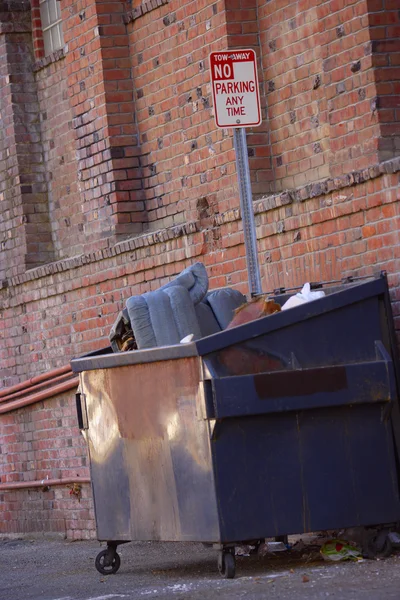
<box><xmin>120</xmin><ymin>263</ymin><xmax>246</xmax><ymax>351</ymax></box>
<box><xmin>195</xmin><ymin>302</ymin><xmax>221</xmax><ymax>337</ymax></box>
<box><xmin>125</xmin><ymin>295</ymin><xmax>156</xmax><ymax>349</ymax></box>
<box><xmin>206</xmin><ymin>289</ymin><xmax>246</xmax><ymax>329</ymax></box>
<box><xmin>126</xmin><ymin>285</ymin><xmax>202</xmax><ymax>349</ymax></box>
<box><xmin>145</xmin><ymin>289</ymin><xmax>181</xmax><ymax>347</ymax></box>
<box><xmin>163</xmin><ymin>286</ymin><xmax>202</xmax><ymax>341</ymax></box>
<box><xmin>160</xmin><ymin>262</ymin><xmax>208</xmax><ymax>305</ymax></box>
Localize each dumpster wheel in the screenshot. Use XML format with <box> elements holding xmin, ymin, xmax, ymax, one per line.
<box><xmin>366</xmin><ymin>531</ymin><xmax>393</xmax><ymax>560</ymax></box>
<box><xmin>95</xmin><ymin>548</ymin><xmax>121</xmax><ymax>575</ymax></box>
<box><xmin>218</xmin><ymin>549</ymin><xmax>236</xmax><ymax>579</ymax></box>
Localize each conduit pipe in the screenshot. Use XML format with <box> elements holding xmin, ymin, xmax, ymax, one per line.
<box><xmin>0</xmin><ymin>477</ymin><xmax>91</xmax><ymax>491</ymax></box>
<box><xmin>0</xmin><ymin>377</ymin><xmax>79</xmax><ymax>414</ymax></box>
<box><xmin>0</xmin><ymin>371</ymin><xmax>76</xmax><ymax>403</ymax></box>
<box><xmin>0</xmin><ymin>365</ymin><xmax>72</xmax><ymax>398</ymax></box>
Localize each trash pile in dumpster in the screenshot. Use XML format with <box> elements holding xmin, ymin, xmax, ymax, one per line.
<box><xmin>109</xmin><ymin>262</ymin><xmax>327</xmax><ymax>353</ymax></box>
<box><xmin>109</xmin><ymin>262</ymin><xmax>246</xmax><ymax>352</ymax></box>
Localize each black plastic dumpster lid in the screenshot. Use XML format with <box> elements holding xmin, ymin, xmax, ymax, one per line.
<box><xmin>195</xmin><ymin>274</ymin><xmax>387</xmax><ymax>356</ymax></box>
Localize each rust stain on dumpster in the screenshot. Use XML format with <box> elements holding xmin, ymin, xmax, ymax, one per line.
<box><xmin>254</xmin><ymin>366</ymin><xmax>348</xmax><ymax>399</ymax></box>
<box><xmin>81</xmin><ymin>355</ymin><xmax>221</xmax><ymax>542</ymax></box>
<box><xmin>106</xmin><ymin>357</ymin><xmax>199</xmax><ymax>440</ymax></box>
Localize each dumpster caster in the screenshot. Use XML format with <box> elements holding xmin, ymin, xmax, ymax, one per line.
<box><xmin>218</xmin><ymin>548</ymin><xmax>236</xmax><ymax>579</ymax></box>
<box><xmin>95</xmin><ymin>547</ymin><xmax>121</xmax><ymax>575</ymax></box>
<box><xmin>366</xmin><ymin>531</ymin><xmax>393</xmax><ymax>559</ymax></box>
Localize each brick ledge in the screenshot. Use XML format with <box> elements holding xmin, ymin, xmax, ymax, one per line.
<box><xmin>33</xmin><ymin>48</ymin><xmax>65</xmax><ymax>72</ymax></box>
<box><xmin>6</xmin><ymin>221</ymin><xmax>199</xmax><ymax>288</ymax></box>
<box><xmin>215</xmin><ymin>156</ymin><xmax>400</xmax><ymax>226</ymax></box>
<box><xmin>124</xmin><ymin>0</ymin><xmax>169</xmax><ymax>24</ymax></box>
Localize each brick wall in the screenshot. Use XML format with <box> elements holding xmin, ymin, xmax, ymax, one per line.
<box><xmin>258</xmin><ymin>0</ymin><xmax>330</xmax><ymax>191</ymax></box>
<box><xmin>225</xmin><ymin>0</ymin><xmax>274</xmax><ymax>196</ymax></box>
<box><xmin>1</xmin><ymin>0</ymin><xmax>397</xmax><ymax>264</ymax></box>
<box><xmin>257</xmin><ymin>0</ymin><xmax>400</xmax><ymax>189</ymax></box>
<box><xmin>30</xmin><ymin>0</ymin><xmax>45</xmax><ymax>59</ymax></box>
<box><xmin>62</xmin><ymin>0</ymin><xmax>145</xmax><ymax>248</ymax></box>
<box><xmin>0</xmin><ymin>389</ymin><xmax>95</xmax><ymax>539</ymax></box>
<box><xmin>123</xmin><ymin>0</ymin><xmax>400</xmax><ymax>224</ymax></box>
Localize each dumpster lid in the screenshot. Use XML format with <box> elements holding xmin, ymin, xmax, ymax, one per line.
<box><xmin>195</xmin><ymin>274</ymin><xmax>388</xmax><ymax>356</ymax></box>
<box><xmin>71</xmin><ymin>342</ymin><xmax>199</xmax><ymax>373</ymax></box>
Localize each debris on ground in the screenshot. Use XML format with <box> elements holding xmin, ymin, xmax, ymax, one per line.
<box><xmin>257</xmin><ymin>541</ymin><xmax>288</xmax><ymax>556</ymax></box>
<box><xmin>320</xmin><ymin>539</ymin><xmax>363</xmax><ymax>562</ymax></box>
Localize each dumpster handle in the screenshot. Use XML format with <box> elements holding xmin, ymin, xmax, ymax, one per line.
<box><xmin>76</xmin><ymin>392</ymin><xmax>88</xmax><ymax>430</ymax></box>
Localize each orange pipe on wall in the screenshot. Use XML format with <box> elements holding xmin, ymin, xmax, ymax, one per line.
<box><xmin>0</xmin><ymin>365</ymin><xmax>72</xmax><ymax>398</ymax></box>
<box><xmin>0</xmin><ymin>477</ymin><xmax>91</xmax><ymax>491</ymax></box>
<box><xmin>0</xmin><ymin>377</ymin><xmax>79</xmax><ymax>414</ymax></box>
<box><xmin>0</xmin><ymin>371</ymin><xmax>76</xmax><ymax>403</ymax></box>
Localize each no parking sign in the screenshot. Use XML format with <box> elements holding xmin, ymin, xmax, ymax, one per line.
<box><xmin>209</xmin><ymin>49</ymin><xmax>262</xmax><ymax>128</ymax></box>
<box><xmin>209</xmin><ymin>48</ymin><xmax>263</xmax><ymax>295</ymax></box>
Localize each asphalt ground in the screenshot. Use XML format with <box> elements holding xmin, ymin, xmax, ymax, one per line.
<box><xmin>2</xmin><ymin>536</ymin><xmax>400</xmax><ymax>600</ymax></box>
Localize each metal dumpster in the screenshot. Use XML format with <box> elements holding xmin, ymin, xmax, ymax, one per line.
<box><xmin>71</xmin><ymin>273</ymin><xmax>400</xmax><ymax>578</ymax></box>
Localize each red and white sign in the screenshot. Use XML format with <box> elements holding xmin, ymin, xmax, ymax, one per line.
<box><xmin>209</xmin><ymin>49</ymin><xmax>262</xmax><ymax>129</ymax></box>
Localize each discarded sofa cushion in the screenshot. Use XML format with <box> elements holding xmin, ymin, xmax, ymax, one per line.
<box><xmin>195</xmin><ymin>301</ymin><xmax>221</xmax><ymax>337</ymax></box>
<box><xmin>125</xmin><ymin>295</ymin><xmax>156</xmax><ymax>349</ymax></box>
<box><xmin>115</xmin><ymin>262</ymin><xmax>248</xmax><ymax>350</ymax></box>
<box><xmin>160</xmin><ymin>262</ymin><xmax>209</xmax><ymax>305</ymax></box>
<box><xmin>206</xmin><ymin>288</ymin><xmax>246</xmax><ymax>329</ymax></box>
<box><xmin>126</xmin><ymin>285</ymin><xmax>202</xmax><ymax>349</ymax></box>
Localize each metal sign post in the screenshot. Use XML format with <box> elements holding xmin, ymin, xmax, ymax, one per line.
<box><xmin>233</xmin><ymin>127</ymin><xmax>262</xmax><ymax>296</ymax></box>
<box><xmin>209</xmin><ymin>49</ymin><xmax>263</xmax><ymax>296</ymax></box>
